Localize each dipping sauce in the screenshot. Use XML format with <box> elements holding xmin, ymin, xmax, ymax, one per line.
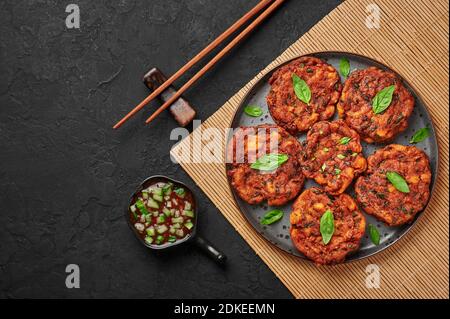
<box><xmin>129</xmin><ymin>181</ymin><xmax>195</xmax><ymax>246</ymax></box>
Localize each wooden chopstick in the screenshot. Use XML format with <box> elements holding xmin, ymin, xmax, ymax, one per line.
<box><xmin>145</xmin><ymin>0</ymin><xmax>285</xmax><ymax>125</ymax></box>
<box><xmin>113</xmin><ymin>0</ymin><xmax>274</xmax><ymax>129</ymax></box>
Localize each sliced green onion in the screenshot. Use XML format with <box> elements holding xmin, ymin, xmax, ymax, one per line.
<box><xmin>185</xmin><ymin>222</ymin><xmax>194</xmax><ymax>230</ymax></box>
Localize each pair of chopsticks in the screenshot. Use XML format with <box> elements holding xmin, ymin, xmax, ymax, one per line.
<box><xmin>113</xmin><ymin>0</ymin><xmax>285</xmax><ymax>129</ymax></box>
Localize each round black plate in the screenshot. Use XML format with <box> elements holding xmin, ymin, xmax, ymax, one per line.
<box><xmin>226</xmin><ymin>52</ymin><xmax>439</xmax><ymax>262</ymax></box>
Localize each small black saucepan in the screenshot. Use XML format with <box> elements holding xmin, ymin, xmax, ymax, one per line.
<box><xmin>126</xmin><ymin>175</ymin><xmax>227</xmax><ymax>264</ymax></box>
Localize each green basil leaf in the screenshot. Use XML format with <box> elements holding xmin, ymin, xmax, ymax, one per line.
<box><xmin>261</xmin><ymin>209</ymin><xmax>284</xmax><ymax>225</ymax></box>
<box><xmin>339</xmin><ymin>136</ymin><xmax>351</xmax><ymax>145</ymax></box>
<box><xmin>368</xmin><ymin>224</ymin><xmax>380</xmax><ymax>245</ymax></box>
<box><xmin>339</xmin><ymin>58</ymin><xmax>350</xmax><ymax>78</ymax></box>
<box><xmin>320</xmin><ymin>210</ymin><xmax>334</xmax><ymax>245</ymax></box>
<box><xmin>372</xmin><ymin>85</ymin><xmax>395</xmax><ymax>114</ymax></box>
<box><xmin>292</xmin><ymin>73</ymin><xmax>311</xmax><ymax>104</ymax></box>
<box><xmin>386</xmin><ymin>171</ymin><xmax>410</xmax><ymax>193</ymax></box>
<box><xmin>250</xmin><ymin>153</ymin><xmax>289</xmax><ymax>171</ymax></box>
<box><xmin>244</xmin><ymin>105</ymin><xmax>263</xmax><ymax>117</ymax></box>
<box><xmin>410</xmin><ymin>127</ymin><xmax>430</xmax><ymax>144</ymax></box>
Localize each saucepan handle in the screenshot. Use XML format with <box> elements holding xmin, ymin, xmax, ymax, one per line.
<box><xmin>193</xmin><ymin>236</ymin><xmax>227</xmax><ymax>264</ymax></box>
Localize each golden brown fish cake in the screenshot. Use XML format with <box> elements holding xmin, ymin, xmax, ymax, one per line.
<box><xmin>227</xmin><ymin>125</ymin><xmax>304</xmax><ymax>206</ymax></box>
<box><xmin>355</xmin><ymin>144</ymin><xmax>431</xmax><ymax>226</ymax></box>
<box><xmin>267</xmin><ymin>56</ymin><xmax>342</xmax><ymax>135</ymax></box>
<box><xmin>337</xmin><ymin>67</ymin><xmax>414</xmax><ymax>143</ymax></box>
<box><xmin>290</xmin><ymin>187</ymin><xmax>366</xmax><ymax>265</ymax></box>
<box><xmin>300</xmin><ymin>120</ymin><xmax>367</xmax><ymax>195</ymax></box>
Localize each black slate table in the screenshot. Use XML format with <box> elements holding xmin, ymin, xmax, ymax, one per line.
<box><xmin>0</xmin><ymin>0</ymin><xmax>341</xmax><ymax>298</ymax></box>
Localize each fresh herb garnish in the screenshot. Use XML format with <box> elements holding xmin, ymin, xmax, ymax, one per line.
<box><xmin>386</xmin><ymin>171</ymin><xmax>410</xmax><ymax>193</ymax></box>
<box><xmin>251</xmin><ymin>153</ymin><xmax>289</xmax><ymax>171</ymax></box>
<box><xmin>339</xmin><ymin>137</ymin><xmax>351</xmax><ymax>145</ymax></box>
<box><xmin>339</xmin><ymin>58</ymin><xmax>350</xmax><ymax>78</ymax></box>
<box><xmin>372</xmin><ymin>85</ymin><xmax>395</xmax><ymax>114</ymax></box>
<box><xmin>292</xmin><ymin>73</ymin><xmax>311</xmax><ymax>104</ymax></box>
<box><xmin>244</xmin><ymin>105</ymin><xmax>264</xmax><ymax>117</ymax></box>
<box><xmin>334</xmin><ymin>168</ymin><xmax>341</xmax><ymax>175</ymax></box>
<box><xmin>320</xmin><ymin>163</ymin><xmax>327</xmax><ymax>172</ymax></box>
<box><xmin>320</xmin><ymin>210</ymin><xmax>334</xmax><ymax>245</ymax></box>
<box><xmin>337</xmin><ymin>154</ymin><xmax>346</xmax><ymax>159</ymax></box>
<box><xmin>410</xmin><ymin>127</ymin><xmax>430</xmax><ymax>144</ymax></box>
<box><xmin>368</xmin><ymin>224</ymin><xmax>380</xmax><ymax>245</ymax></box>
<box><xmin>260</xmin><ymin>209</ymin><xmax>284</xmax><ymax>225</ymax></box>
<box><xmin>323</xmin><ymin>147</ymin><xmax>329</xmax><ymax>152</ymax></box>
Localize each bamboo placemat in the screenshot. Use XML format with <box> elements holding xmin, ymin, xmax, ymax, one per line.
<box><xmin>171</xmin><ymin>0</ymin><xmax>449</xmax><ymax>298</ymax></box>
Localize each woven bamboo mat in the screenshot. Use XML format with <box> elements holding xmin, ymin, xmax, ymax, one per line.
<box><xmin>171</xmin><ymin>0</ymin><xmax>449</xmax><ymax>298</ymax></box>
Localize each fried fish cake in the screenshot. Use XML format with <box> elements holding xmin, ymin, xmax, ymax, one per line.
<box><xmin>300</xmin><ymin>120</ymin><xmax>367</xmax><ymax>195</ymax></box>
<box><xmin>355</xmin><ymin>144</ymin><xmax>431</xmax><ymax>226</ymax></box>
<box><xmin>290</xmin><ymin>187</ymin><xmax>366</xmax><ymax>265</ymax></box>
<box><xmin>267</xmin><ymin>56</ymin><xmax>342</xmax><ymax>135</ymax></box>
<box><xmin>227</xmin><ymin>125</ymin><xmax>305</xmax><ymax>206</ymax></box>
<box><xmin>337</xmin><ymin>67</ymin><xmax>414</xmax><ymax>143</ymax></box>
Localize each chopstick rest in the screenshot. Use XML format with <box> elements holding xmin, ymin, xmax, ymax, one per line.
<box><xmin>143</xmin><ymin>68</ymin><xmax>196</xmax><ymax>127</ymax></box>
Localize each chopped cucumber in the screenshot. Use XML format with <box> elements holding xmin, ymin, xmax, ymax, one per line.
<box><xmin>184</xmin><ymin>202</ymin><xmax>192</xmax><ymax>210</ymax></box>
<box><xmin>174</xmin><ymin>188</ymin><xmax>185</xmax><ymax>198</ymax></box>
<box><xmin>147</xmin><ymin>197</ymin><xmax>160</xmax><ymax>209</ymax></box>
<box><xmin>144</xmin><ymin>236</ymin><xmax>153</xmax><ymax>245</ymax></box>
<box><xmin>169</xmin><ymin>226</ymin><xmax>176</xmax><ymax>234</ymax></box>
<box><xmin>146</xmin><ymin>227</ymin><xmax>155</xmax><ymax>236</ymax></box>
<box><xmin>163</xmin><ymin>207</ymin><xmax>172</xmax><ymax>217</ymax></box>
<box><xmin>152</xmin><ymin>211</ymin><xmax>159</xmax><ymax>217</ymax></box>
<box><xmin>157</xmin><ymin>215</ymin><xmax>166</xmax><ymax>224</ymax></box>
<box><xmin>166</xmin><ymin>201</ymin><xmax>172</xmax><ymax>208</ymax></box>
<box><xmin>142</xmin><ymin>192</ymin><xmax>149</xmax><ymax>199</ymax></box>
<box><xmin>136</xmin><ymin>199</ymin><xmax>149</xmax><ymax>215</ymax></box>
<box><xmin>183</xmin><ymin>210</ymin><xmax>194</xmax><ymax>218</ymax></box>
<box><xmin>157</xmin><ymin>225</ymin><xmax>168</xmax><ymax>234</ymax></box>
<box><xmin>185</xmin><ymin>222</ymin><xmax>194</xmax><ymax>230</ymax></box>
<box><xmin>145</xmin><ymin>214</ymin><xmax>152</xmax><ymax>222</ymax></box>
<box><xmin>130</xmin><ymin>205</ymin><xmax>137</xmax><ymax>213</ymax></box>
<box><xmin>175</xmin><ymin>229</ymin><xmax>184</xmax><ymax>237</ymax></box>
<box><xmin>153</xmin><ymin>194</ymin><xmax>163</xmax><ymax>202</ymax></box>
<box><xmin>164</xmin><ymin>196</ymin><xmax>170</xmax><ymax>201</ymax></box>
<box><xmin>168</xmin><ymin>235</ymin><xmax>177</xmax><ymax>243</ymax></box>
<box><xmin>172</xmin><ymin>217</ymin><xmax>184</xmax><ymax>224</ymax></box>
<box><xmin>152</xmin><ymin>187</ymin><xmax>163</xmax><ymax>196</ymax></box>
<box><xmin>156</xmin><ymin>235</ymin><xmax>164</xmax><ymax>244</ymax></box>
<box><xmin>173</xmin><ymin>223</ymin><xmax>182</xmax><ymax>229</ymax></box>
<box><xmin>162</xmin><ymin>183</ymin><xmax>172</xmax><ymax>195</ymax></box>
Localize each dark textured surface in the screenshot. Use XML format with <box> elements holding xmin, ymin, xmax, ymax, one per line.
<box><xmin>0</xmin><ymin>0</ymin><xmax>340</xmax><ymax>298</ymax></box>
